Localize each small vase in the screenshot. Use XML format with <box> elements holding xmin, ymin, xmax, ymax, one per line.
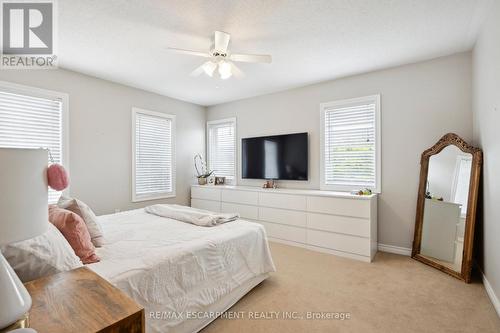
<box><xmin>198</xmin><ymin>177</ymin><xmax>207</xmax><ymax>185</ymax></box>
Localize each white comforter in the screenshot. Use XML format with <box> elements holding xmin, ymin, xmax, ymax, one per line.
<box><xmin>87</xmin><ymin>208</ymin><xmax>275</xmax><ymax>333</ymax></box>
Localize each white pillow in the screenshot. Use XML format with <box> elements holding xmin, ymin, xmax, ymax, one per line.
<box><xmin>1</xmin><ymin>223</ymin><xmax>83</xmax><ymax>282</ymax></box>
<box><xmin>57</xmin><ymin>196</ymin><xmax>105</xmax><ymax>247</ymax></box>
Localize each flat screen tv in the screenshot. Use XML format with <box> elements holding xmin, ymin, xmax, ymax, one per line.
<box><xmin>242</xmin><ymin>132</ymin><xmax>308</xmax><ymax>180</ymax></box>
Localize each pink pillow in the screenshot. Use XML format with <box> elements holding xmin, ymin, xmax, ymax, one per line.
<box><xmin>47</xmin><ymin>164</ymin><xmax>69</xmax><ymax>191</ymax></box>
<box><xmin>48</xmin><ymin>205</ymin><xmax>100</xmax><ymax>264</ymax></box>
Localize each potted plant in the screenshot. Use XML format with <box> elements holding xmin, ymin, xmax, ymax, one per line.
<box><xmin>194</xmin><ymin>154</ymin><xmax>214</xmax><ymax>185</ymax></box>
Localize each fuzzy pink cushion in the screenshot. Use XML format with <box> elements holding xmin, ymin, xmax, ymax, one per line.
<box><xmin>47</xmin><ymin>164</ymin><xmax>69</xmax><ymax>191</ymax></box>
<box><xmin>48</xmin><ymin>205</ymin><xmax>100</xmax><ymax>264</ymax></box>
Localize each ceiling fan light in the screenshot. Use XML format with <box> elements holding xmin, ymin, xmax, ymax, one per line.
<box><xmin>220</xmin><ymin>72</ymin><xmax>232</xmax><ymax>80</ymax></box>
<box><xmin>202</xmin><ymin>61</ymin><xmax>217</xmax><ymax>77</ymax></box>
<box><xmin>218</xmin><ymin>61</ymin><xmax>232</xmax><ymax>79</ymax></box>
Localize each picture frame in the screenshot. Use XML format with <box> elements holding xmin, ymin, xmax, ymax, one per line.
<box><xmin>215</xmin><ymin>176</ymin><xmax>226</xmax><ymax>185</ymax></box>
<box><xmin>206</xmin><ymin>176</ymin><xmax>216</xmax><ymax>186</ymax></box>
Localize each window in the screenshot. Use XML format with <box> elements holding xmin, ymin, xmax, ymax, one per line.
<box><xmin>132</xmin><ymin>108</ymin><xmax>175</xmax><ymax>202</ymax></box>
<box><xmin>320</xmin><ymin>95</ymin><xmax>381</xmax><ymax>192</ymax></box>
<box><xmin>207</xmin><ymin>118</ymin><xmax>236</xmax><ymax>184</ymax></box>
<box><xmin>0</xmin><ymin>81</ymin><xmax>68</xmax><ymax>204</ymax></box>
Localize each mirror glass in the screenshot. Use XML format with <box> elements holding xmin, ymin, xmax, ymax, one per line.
<box><xmin>420</xmin><ymin>145</ymin><xmax>472</xmax><ymax>271</ymax></box>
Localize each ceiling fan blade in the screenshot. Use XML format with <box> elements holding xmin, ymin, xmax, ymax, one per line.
<box><xmin>190</xmin><ymin>63</ymin><xmax>207</xmax><ymax>77</ymax></box>
<box><xmin>231</xmin><ymin>62</ymin><xmax>245</xmax><ymax>79</ymax></box>
<box><xmin>230</xmin><ymin>53</ymin><xmax>272</xmax><ymax>63</ymax></box>
<box><xmin>168</xmin><ymin>47</ymin><xmax>209</xmax><ymax>58</ymax></box>
<box><xmin>214</xmin><ymin>31</ymin><xmax>230</xmax><ymax>53</ymax></box>
<box><xmin>190</xmin><ymin>61</ymin><xmax>217</xmax><ymax>77</ymax></box>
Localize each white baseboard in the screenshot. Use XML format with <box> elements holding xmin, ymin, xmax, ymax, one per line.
<box><xmin>378</xmin><ymin>243</ymin><xmax>412</xmax><ymax>256</ymax></box>
<box><xmin>482</xmin><ymin>272</ymin><xmax>500</xmax><ymax>318</ymax></box>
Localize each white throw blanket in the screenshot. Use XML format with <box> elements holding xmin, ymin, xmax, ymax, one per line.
<box><xmin>145</xmin><ymin>204</ymin><xmax>240</xmax><ymax>226</ymax></box>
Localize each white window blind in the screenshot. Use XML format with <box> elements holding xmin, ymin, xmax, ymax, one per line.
<box><xmin>133</xmin><ymin>109</ymin><xmax>175</xmax><ymax>201</ymax></box>
<box><xmin>207</xmin><ymin>118</ymin><xmax>236</xmax><ymax>183</ymax></box>
<box><xmin>0</xmin><ymin>88</ymin><xmax>65</xmax><ymax>204</ymax></box>
<box><xmin>321</xmin><ymin>95</ymin><xmax>380</xmax><ymax>192</ymax></box>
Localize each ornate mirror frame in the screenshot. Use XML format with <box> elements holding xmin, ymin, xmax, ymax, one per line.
<box><xmin>411</xmin><ymin>133</ymin><xmax>482</xmax><ymax>283</ymax></box>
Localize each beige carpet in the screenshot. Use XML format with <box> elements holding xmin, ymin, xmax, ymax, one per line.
<box><xmin>201</xmin><ymin>242</ymin><xmax>500</xmax><ymax>333</ymax></box>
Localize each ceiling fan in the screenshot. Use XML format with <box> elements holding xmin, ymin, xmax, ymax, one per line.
<box><xmin>168</xmin><ymin>31</ymin><xmax>272</xmax><ymax>80</ymax></box>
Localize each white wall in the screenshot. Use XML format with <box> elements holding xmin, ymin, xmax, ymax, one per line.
<box><xmin>207</xmin><ymin>52</ymin><xmax>473</xmax><ymax>248</ymax></box>
<box><xmin>0</xmin><ymin>69</ymin><xmax>205</xmax><ymax>214</ymax></box>
<box><xmin>472</xmin><ymin>0</ymin><xmax>500</xmax><ymax>309</ymax></box>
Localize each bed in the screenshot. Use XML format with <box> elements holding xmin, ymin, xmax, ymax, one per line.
<box><xmin>87</xmin><ymin>207</ymin><xmax>276</xmax><ymax>333</ymax></box>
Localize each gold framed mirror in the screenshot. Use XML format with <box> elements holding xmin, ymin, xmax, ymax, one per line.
<box><xmin>412</xmin><ymin>133</ymin><xmax>482</xmax><ymax>283</ymax></box>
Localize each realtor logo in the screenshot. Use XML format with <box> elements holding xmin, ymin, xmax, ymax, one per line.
<box><xmin>3</xmin><ymin>2</ymin><xmax>53</xmax><ymax>54</ymax></box>
<box><xmin>1</xmin><ymin>0</ymin><xmax>57</xmax><ymax>68</ymax></box>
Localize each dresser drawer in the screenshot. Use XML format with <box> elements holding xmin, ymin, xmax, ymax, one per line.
<box><xmin>259</xmin><ymin>192</ymin><xmax>307</xmax><ymax>210</ymax></box>
<box><xmin>307</xmin><ymin>230</ymin><xmax>370</xmax><ymax>256</ymax></box>
<box><xmin>259</xmin><ymin>207</ymin><xmax>307</xmax><ymax>227</ymax></box>
<box><xmin>307</xmin><ymin>213</ymin><xmax>370</xmax><ymax>237</ymax></box>
<box><xmin>307</xmin><ymin>196</ymin><xmax>370</xmax><ymax>218</ymax></box>
<box><xmin>257</xmin><ymin>221</ymin><xmax>306</xmax><ymax>244</ymax></box>
<box><xmin>191</xmin><ymin>199</ymin><xmax>220</xmax><ymax>212</ymax></box>
<box><xmin>221</xmin><ymin>189</ymin><xmax>259</xmax><ymax>205</ymax></box>
<box><xmin>191</xmin><ymin>187</ymin><xmax>221</xmax><ymax>201</ymax></box>
<box><xmin>221</xmin><ymin>202</ymin><xmax>258</xmax><ymax>220</ymax></box>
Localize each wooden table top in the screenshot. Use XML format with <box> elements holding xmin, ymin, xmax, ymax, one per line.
<box><xmin>24</xmin><ymin>267</ymin><xmax>144</xmax><ymax>333</ymax></box>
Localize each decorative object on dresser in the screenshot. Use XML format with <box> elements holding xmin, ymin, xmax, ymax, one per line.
<box><xmin>0</xmin><ymin>148</ymin><xmax>49</xmax><ymax>332</ymax></box>
<box><xmin>411</xmin><ymin>133</ymin><xmax>482</xmax><ymax>283</ymax></box>
<box><xmin>207</xmin><ymin>175</ymin><xmax>216</xmax><ymax>185</ymax></box>
<box><xmin>262</xmin><ymin>179</ymin><xmax>277</xmax><ymax>189</ymax></box>
<box><xmin>215</xmin><ymin>176</ymin><xmax>226</xmax><ymax>185</ymax></box>
<box><xmin>194</xmin><ymin>153</ymin><xmax>213</xmax><ymax>185</ymax></box>
<box><xmin>24</xmin><ymin>267</ymin><xmax>144</xmax><ymax>333</ymax></box>
<box><xmin>191</xmin><ymin>185</ymin><xmax>377</xmax><ymax>262</ymax></box>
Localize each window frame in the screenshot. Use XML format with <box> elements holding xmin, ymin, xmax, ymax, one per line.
<box><xmin>206</xmin><ymin>117</ymin><xmax>237</xmax><ymax>185</ymax></box>
<box><xmin>319</xmin><ymin>94</ymin><xmax>381</xmax><ymax>193</ymax></box>
<box><xmin>0</xmin><ymin>80</ymin><xmax>70</xmax><ymax>202</ymax></box>
<box><xmin>132</xmin><ymin>107</ymin><xmax>176</xmax><ymax>202</ymax></box>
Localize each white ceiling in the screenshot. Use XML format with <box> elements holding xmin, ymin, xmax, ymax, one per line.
<box><xmin>59</xmin><ymin>0</ymin><xmax>489</xmax><ymax>106</ymax></box>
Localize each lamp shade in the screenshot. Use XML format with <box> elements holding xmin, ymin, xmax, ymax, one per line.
<box><xmin>0</xmin><ymin>148</ymin><xmax>48</xmax><ymax>245</ymax></box>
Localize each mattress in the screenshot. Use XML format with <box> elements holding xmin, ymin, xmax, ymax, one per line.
<box><xmin>87</xmin><ymin>208</ymin><xmax>276</xmax><ymax>333</ymax></box>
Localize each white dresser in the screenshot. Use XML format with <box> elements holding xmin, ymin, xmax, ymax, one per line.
<box><xmin>191</xmin><ymin>185</ymin><xmax>377</xmax><ymax>262</ymax></box>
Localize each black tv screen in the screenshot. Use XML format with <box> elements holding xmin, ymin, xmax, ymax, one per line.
<box><xmin>242</xmin><ymin>132</ymin><xmax>308</xmax><ymax>180</ymax></box>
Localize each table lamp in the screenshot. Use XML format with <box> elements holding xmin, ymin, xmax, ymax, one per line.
<box><xmin>0</xmin><ymin>148</ymin><xmax>48</xmax><ymax>331</ymax></box>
